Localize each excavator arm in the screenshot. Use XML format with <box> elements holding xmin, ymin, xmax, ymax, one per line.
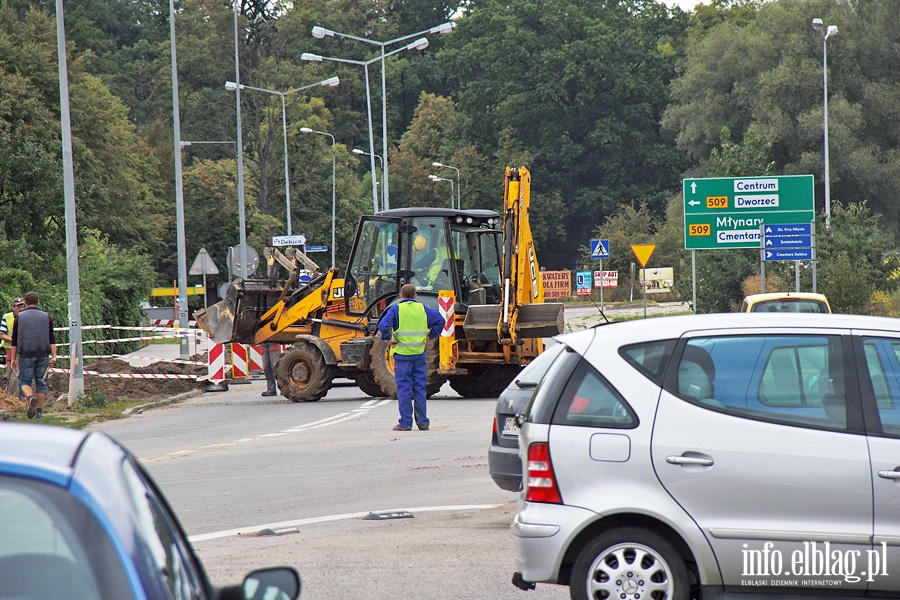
<box><xmin>464</xmin><ymin>167</ymin><xmax>563</xmax><ymax>345</ymax></box>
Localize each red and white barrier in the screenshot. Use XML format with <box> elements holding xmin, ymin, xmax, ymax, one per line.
<box><xmin>249</xmin><ymin>345</ymin><xmax>265</xmax><ymax>372</ymax></box>
<box><xmin>208</xmin><ymin>340</ymin><xmax>226</xmax><ymax>382</ymax></box>
<box><xmin>231</xmin><ymin>343</ymin><xmax>249</xmax><ymax>379</ymax></box>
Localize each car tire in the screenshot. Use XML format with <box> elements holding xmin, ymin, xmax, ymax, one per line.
<box><xmin>570</xmin><ymin>527</ymin><xmax>689</xmax><ymax>600</ymax></box>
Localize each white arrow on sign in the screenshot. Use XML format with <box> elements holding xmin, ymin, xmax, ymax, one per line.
<box><xmin>766</xmin><ymin>251</ymin><xmax>773</xmax><ymax>259</ymax></box>
<box><xmin>691</xmin><ymin>182</ymin><xmax>697</xmax><ymax>193</ymax></box>
<box><xmin>688</xmin><ymin>200</ymin><xmax>700</xmax><ymax>206</ymax></box>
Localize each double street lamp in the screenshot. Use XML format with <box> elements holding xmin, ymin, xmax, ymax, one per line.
<box><xmin>311</xmin><ymin>22</ymin><xmax>455</xmax><ymax>210</ymax></box>
<box><xmin>225</xmin><ymin>76</ymin><xmax>340</xmax><ymax>236</ymax></box>
<box><xmin>300</xmin><ymin>127</ymin><xmax>337</xmax><ymax>268</ymax></box>
<box><xmin>428</xmin><ymin>175</ymin><xmax>455</xmax><ymax>209</ymax></box>
<box><xmin>302</xmin><ymin>38</ymin><xmax>429</xmax><ymax>213</ymax></box>
<box><xmin>811</xmin><ymin>18</ymin><xmax>838</xmax><ymax>229</ymax></box>
<box><xmin>432</xmin><ymin>161</ymin><xmax>460</xmax><ymax>209</ymax></box>
<box><xmin>352</xmin><ymin>148</ymin><xmax>384</xmax><ymax>210</ymax></box>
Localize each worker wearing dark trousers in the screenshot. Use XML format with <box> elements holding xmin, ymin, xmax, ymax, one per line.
<box><xmin>378</xmin><ymin>284</ymin><xmax>444</xmax><ymax>431</ymax></box>
<box><xmin>261</xmin><ymin>342</ymin><xmax>277</xmax><ymax>397</ymax></box>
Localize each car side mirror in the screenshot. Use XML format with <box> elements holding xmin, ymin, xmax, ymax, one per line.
<box><xmin>223</xmin><ymin>567</ymin><xmax>300</xmax><ymax>600</ymax></box>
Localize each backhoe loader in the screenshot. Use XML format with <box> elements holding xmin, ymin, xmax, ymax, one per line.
<box><xmin>194</xmin><ymin>166</ymin><xmax>563</xmax><ymax>401</ymax></box>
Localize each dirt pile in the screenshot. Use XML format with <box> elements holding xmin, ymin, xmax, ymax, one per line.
<box><xmin>0</xmin><ymin>354</ymin><xmax>207</xmax><ymax>409</ymax></box>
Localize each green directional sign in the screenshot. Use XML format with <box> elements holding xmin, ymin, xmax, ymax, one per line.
<box><xmin>683</xmin><ymin>175</ymin><xmax>815</xmax><ymax>250</ymax></box>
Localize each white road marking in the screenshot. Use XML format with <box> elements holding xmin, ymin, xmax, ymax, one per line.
<box><xmin>188</xmin><ymin>504</ymin><xmax>504</xmax><ymax>543</ymax></box>
<box><xmin>143</xmin><ymin>400</ymin><xmax>391</xmax><ymax>463</ymax></box>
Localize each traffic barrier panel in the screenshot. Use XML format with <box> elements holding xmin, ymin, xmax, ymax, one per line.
<box><xmin>208</xmin><ymin>340</ymin><xmax>226</xmax><ymax>382</ymax></box>
<box><xmin>231</xmin><ymin>343</ymin><xmax>248</xmax><ymax>379</ymax></box>
<box><xmin>249</xmin><ymin>345</ymin><xmax>265</xmax><ymax>372</ymax></box>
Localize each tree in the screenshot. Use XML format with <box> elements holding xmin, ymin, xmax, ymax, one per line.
<box><xmin>817</xmin><ymin>202</ymin><xmax>898</xmax><ymax>314</ymax></box>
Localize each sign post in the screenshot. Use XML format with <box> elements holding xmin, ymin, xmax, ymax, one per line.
<box><xmin>631</xmin><ymin>244</ymin><xmax>655</xmax><ymax>318</ymax></box>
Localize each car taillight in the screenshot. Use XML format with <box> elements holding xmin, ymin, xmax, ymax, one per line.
<box><xmin>492</xmin><ymin>416</ymin><xmax>498</xmax><ymax>435</ymax></box>
<box><xmin>525</xmin><ymin>442</ymin><xmax>561</xmax><ymax>504</ymax></box>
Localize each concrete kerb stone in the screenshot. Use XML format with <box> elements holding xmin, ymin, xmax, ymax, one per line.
<box><xmin>123</xmin><ymin>388</ymin><xmax>204</xmax><ymax>415</ymax></box>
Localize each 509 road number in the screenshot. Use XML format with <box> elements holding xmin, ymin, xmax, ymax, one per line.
<box><xmin>689</xmin><ymin>223</ymin><xmax>711</xmax><ymax>236</ymax></box>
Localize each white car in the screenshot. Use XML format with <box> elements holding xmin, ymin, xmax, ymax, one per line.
<box><xmin>512</xmin><ymin>313</ymin><xmax>900</xmax><ymax>599</ymax></box>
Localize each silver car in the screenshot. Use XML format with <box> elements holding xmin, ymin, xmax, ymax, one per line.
<box><xmin>512</xmin><ymin>313</ymin><xmax>900</xmax><ymax>599</ymax></box>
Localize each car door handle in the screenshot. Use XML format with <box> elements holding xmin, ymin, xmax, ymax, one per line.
<box><xmin>666</xmin><ymin>456</ymin><xmax>714</xmax><ymax>466</ymax></box>
<box><xmin>878</xmin><ymin>470</ymin><xmax>900</xmax><ymax>480</ymax></box>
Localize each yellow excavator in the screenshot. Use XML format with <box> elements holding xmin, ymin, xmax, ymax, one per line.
<box><xmin>194</xmin><ymin>166</ymin><xmax>563</xmax><ymax>401</ymax></box>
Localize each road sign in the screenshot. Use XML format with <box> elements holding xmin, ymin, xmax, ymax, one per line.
<box><xmin>766</xmin><ymin>248</ymin><xmax>813</xmax><ymax>261</ymax></box>
<box><xmin>590</xmin><ymin>239</ymin><xmax>610</xmax><ymax>259</ymax></box>
<box><xmin>762</xmin><ymin>222</ymin><xmax>814</xmax><ymax>262</ymax></box>
<box><xmin>631</xmin><ymin>244</ymin><xmax>655</xmax><ymax>268</ymax></box>
<box><xmin>272</xmin><ymin>234</ymin><xmax>307</xmax><ymax>247</ymax></box>
<box><xmin>189</xmin><ymin>248</ymin><xmax>219</xmax><ymax>275</ymax></box>
<box><xmin>683</xmin><ymin>175</ymin><xmax>814</xmax><ymax>250</ymax></box>
<box><xmin>305</xmin><ymin>245</ymin><xmax>328</xmax><ymax>253</ymax></box>
<box><xmin>575</xmin><ymin>271</ymin><xmax>592</xmax><ymax>289</ymax></box>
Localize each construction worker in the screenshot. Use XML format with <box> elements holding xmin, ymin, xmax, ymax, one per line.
<box><xmin>412</xmin><ymin>233</ymin><xmax>450</xmax><ymax>288</ymax></box>
<box><xmin>8</xmin><ymin>292</ymin><xmax>57</xmax><ymax>419</ymax></box>
<box><xmin>378</xmin><ymin>284</ymin><xmax>444</xmax><ymax>431</ymax></box>
<box><xmin>0</xmin><ymin>297</ymin><xmax>25</xmax><ymax>397</ymax></box>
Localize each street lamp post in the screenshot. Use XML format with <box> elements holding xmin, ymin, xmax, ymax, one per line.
<box><xmin>302</xmin><ymin>39</ymin><xmax>429</xmax><ymax>213</ymax></box>
<box><xmin>428</xmin><ymin>175</ymin><xmax>454</xmax><ymax>208</ymax></box>
<box><xmin>311</xmin><ymin>22</ymin><xmax>454</xmax><ymax>210</ymax></box>
<box><xmin>432</xmin><ymin>161</ymin><xmax>460</xmax><ymax>209</ymax></box>
<box><xmin>352</xmin><ymin>149</ymin><xmax>384</xmax><ymax>210</ymax></box>
<box><xmin>811</xmin><ymin>18</ymin><xmax>838</xmax><ymax>229</ymax></box>
<box><xmin>231</xmin><ymin>0</ymin><xmax>248</xmax><ymax>281</ymax></box>
<box><xmin>225</xmin><ymin>77</ymin><xmax>340</xmax><ymax>236</ymax></box>
<box><xmin>300</xmin><ymin>127</ymin><xmax>337</xmax><ymax>268</ymax></box>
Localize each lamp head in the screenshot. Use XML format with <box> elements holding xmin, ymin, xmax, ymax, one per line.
<box><xmin>428</xmin><ymin>175</ymin><xmax>438</xmax><ymax>180</ymax></box>
<box><xmin>301</xmin><ymin>53</ymin><xmax>322</xmax><ymax>62</ymax></box>
<box><xmin>352</xmin><ymin>149</ymin><xmax>365</xmax><ymax>155</ymax></box>
<box><xmin>224</xmin><ymin>81</ymin><xmax>239</xmax><ymax>91</ymax></box>
<box><xmin>825</xmin><ymin>25</ymin><xmax>838</xmax><ymax>38</ymax></box>
<box><xmin>432</xmin><ymin>161</ymin><xmax>443</xmax><ymax>167</ymax></box>
<box><xmin>312</xmin><ymin>26</ymin><xmax>333</xmax><ymax>39</ymax></box>
<box><xmin>407</xmin><ymin>37</ymin><xmax>429</xmax><ymax>51</ymax></box>
<box><xmin>811</xmin><ymin>18</ymin><xmax>824</xmax><ymax>31</ymax></box>
<box><xmin>323</xmin><ymin>76</ymin><xmax>340</xmax><ymax>87</ymax></box>
<box><xmin>430</xmin><ymin>22</ymin><xmax>455</xmax><ymax>35</ymax></box>
<box><xmin>300</xmin><ymin>127</ymin><xmax>314</xmax><ymax>134</ymax></box>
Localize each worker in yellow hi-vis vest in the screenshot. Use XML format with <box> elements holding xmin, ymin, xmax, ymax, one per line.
<box><xmin>377</xmin><ymin>284</ymin><xmax>444</xmax><ymax>431</ymax></box>
<box><xmin>0</xmin><ymin>297</ymin><xmax>25</xmax><ymax>397</ymax></box>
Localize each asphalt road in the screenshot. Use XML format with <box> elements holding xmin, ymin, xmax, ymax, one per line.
<box><xmin>89</xmin><ymin>380</ymin><xmax>569</xmax><ymax>600</ymax></box>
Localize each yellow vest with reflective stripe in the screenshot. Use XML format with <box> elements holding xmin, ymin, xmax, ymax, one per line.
<box><xmin>393</xmin><ymin>302</ymin><xmax>429</xmax><ymax>356</ymax></box>
<box><xmin>1</xmin><ymin>312</ymin><xmax>13</xmax><ymax>349</ymax></box>
<box><xmin>427</xmin><ymin>246</ymin><xmax>451</xmax><ymax>283</ymax></box>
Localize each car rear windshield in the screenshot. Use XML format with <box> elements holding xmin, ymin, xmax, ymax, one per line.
<box><xmin>749</xmin><ymin>299</ymin><xmax>829</xmax><ymax>313</ymax></box>
<box><xmin>514</xmin><ymin>342</ymin><xmax>566</xmax><ymax>388</ymax></box>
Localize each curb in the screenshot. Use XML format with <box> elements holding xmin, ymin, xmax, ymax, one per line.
<box><xmin>123</xmin><ymin>389</ymin><xmax>205</xmax><ymax>415</ymax></box>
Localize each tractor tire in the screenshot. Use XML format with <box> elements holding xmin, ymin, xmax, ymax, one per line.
<box><xmin>355</xmin><ymin>371</ymin><xmax>386</xmax><ymax>398</ymax></box>
<box><xmin>275</xmin><ymin>342</ymin><xmax>334</xmax><ymax>402</ymax></box>
<box><xmin>370</xmin><ymin>337</ymin><xmax>446</xmax><ymax>399</ymax></box>
<box><xmin>449</xmin><ymin>364</ymin><xmax>521</xmax><ymax>398</ymax></box>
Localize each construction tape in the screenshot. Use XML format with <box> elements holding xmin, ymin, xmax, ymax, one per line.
<box><xmin>46</xmin><ymin>368</ymin><xmax>197</xmax><ymax>379</ymax></box>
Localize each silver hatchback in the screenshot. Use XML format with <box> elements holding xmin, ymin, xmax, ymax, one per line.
<box><xmin>512</xmin><ymin>313</ymin><xmax>900</xmax><ymax>599</ymax></box>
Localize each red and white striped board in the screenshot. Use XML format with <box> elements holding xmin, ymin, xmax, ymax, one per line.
<box><xmin>208</xmin><ymin>339</ymin><xmax>226</xmax><ymax>382</ymax></box>
<box><xmin>249</xmin><ymin>345</ymin><xmax>265</xmax><ymax>372</ymax></box>
<box><xmin>231</xmin><ymin>343</ymin><xmax>249</xmax><ymax>378</ymax></box>
<box><xmin>438</xmin><ymin>295</ymin><xmax>455</xmax><ymax>337</ymax></box>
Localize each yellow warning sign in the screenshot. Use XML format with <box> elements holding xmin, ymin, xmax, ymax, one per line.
<box><xmin>630</xmin><ymin>244</ymin><xmax>656</xmax><ymax>268</ymax></box>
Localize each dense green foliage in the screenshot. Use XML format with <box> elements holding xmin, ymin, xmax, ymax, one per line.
<box><xmin>1</xmin><ymin>0</ymin><xmax>897</xmax><ymax>325</ymax></box>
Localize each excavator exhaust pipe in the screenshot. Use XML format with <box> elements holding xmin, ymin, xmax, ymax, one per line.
<box><xmin>463</xmin><ymin>303</ymin><xmax>564</xmax><ymax>341</ymax></box>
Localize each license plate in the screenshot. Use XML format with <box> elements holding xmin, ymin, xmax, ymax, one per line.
<box><xmin>501</xmin><ymin>416</ymin><xmax>519</xmax><ymax>436</ymax></box>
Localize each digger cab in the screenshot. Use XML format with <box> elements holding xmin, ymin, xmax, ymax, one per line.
<box><xmin>343</xmin><ymin>208</ymin><xmax>504</xmax><ymax>320</ymax></box>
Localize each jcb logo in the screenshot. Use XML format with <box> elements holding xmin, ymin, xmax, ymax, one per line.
<box><xmin>528</xmin><ymin>245</ymin><xmax>538</xmax><ymax>299</ymax></box>
<box><xmin>332</xmin><ymin>286</ymin><xmax>344</xmax><ymax>299</ymax></box>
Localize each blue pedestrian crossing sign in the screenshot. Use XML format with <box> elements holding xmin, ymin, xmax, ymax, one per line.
<box><xmin>590</xmin><ymin>239</ymin><xmax>610</xmax><ymax>259</ymax></box>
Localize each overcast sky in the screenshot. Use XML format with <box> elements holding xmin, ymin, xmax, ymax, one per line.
<box><xmin>663</xmin><ymin>0</ymin><xmax>708</xmax><ymax>11</ymax></box>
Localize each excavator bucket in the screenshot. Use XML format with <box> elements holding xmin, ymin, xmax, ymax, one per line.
<box><xmin>193</xmin><ymin>280</ymin><xmax>285</xmax><ymax>344</ymax></box>
<box><xmin>463</xmin><ymin>302</ymin><xmax>564</xmax><ymax>341</ymax></box>
<box><xmin>193</xmin><ymin>283</ymin><xmax>239</xmax><ymax>344</ymax></box>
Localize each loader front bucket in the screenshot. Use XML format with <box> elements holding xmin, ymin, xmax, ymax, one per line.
<box><xmin>193</xmin><ymin>283</ymin><xmax>239</xmax><ymax>344</ymax></box>
<box><xmin>463</xmin><ymin>303</ymin><xmax>564</xmax><ymax>341</ymax></box>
